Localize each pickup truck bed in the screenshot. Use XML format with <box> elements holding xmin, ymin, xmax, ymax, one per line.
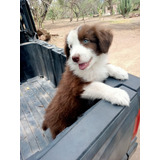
<box><xmin>20</xmin><ymin>39</ymin><xmax>140</xmax><ymax>160</ymax></box>
<box><xmin>20</xmin><ymin>75</ymin><xmax>139</xmax><ymax>160</ymax></box>
<box><xmin>20</xmin><ymin>74</ymin><xmax>140</xmax><ymax>160</ymax></box>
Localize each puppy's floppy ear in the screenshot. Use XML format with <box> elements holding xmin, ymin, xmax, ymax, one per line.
<box><xmin>96</xmin><ymin>28</ymin><xmax>113</xmax><ymax>53</ymax></box>
<box><xmin>64</xmin><ymin>35</ymin><xmax>70</xmax><ymax>59</ymax></box>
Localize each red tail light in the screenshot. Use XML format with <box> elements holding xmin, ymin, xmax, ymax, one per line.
<box><xmin>132</xmin><ymin>109</ymin><xmax>140</xmax><ymax>140</ymax></box>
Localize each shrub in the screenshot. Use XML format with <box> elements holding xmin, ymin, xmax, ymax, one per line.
<box><xmin>118</xmin><ymin>0</ymin><xmax>132</xmax><ymax>18</ymax></box>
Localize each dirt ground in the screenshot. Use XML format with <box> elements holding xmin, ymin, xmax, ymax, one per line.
<box><xmin>43</xmin><ymin>15</ymin><xmax>140</xmax><ymax>160</ymax></box>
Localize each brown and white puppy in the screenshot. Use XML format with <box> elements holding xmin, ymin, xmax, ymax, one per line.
<box><xmin>42</xmin><ymin>24</ymin><xmax>130</xmax><ymax>139</ymax></box>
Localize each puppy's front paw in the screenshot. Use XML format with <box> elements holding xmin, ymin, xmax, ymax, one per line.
<box><xmin>114</xmin><ymin>68</ymin><xmax>129</xmax><ymax>80</ymax></box>
<box><xmin>110</xmin><ymin>88</ymin><xmax>130</xmax><ymax>107</ymax></box>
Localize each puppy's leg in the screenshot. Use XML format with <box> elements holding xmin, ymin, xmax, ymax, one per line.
<box><xmin>50</xmin><ymin>124</ymin><xmax>66</xmax><ymax>139</ymax></box>
<box><xmin>107</xmin><ymin>64</ymin><xmax>128</xmax><ymax>80</ymax></box>
<box><xmin>81</xmin><ymin>82</ymin><xmax>130</xmax><ymax>107</ymax></box>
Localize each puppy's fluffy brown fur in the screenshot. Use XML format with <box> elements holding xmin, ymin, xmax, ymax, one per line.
<box><xmin>42</xmin><ymin>66</ymin><xmax>91</xmax><ymax>138</ymax></box>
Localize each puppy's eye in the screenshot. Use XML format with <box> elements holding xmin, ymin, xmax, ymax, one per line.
<box><xmin>83</xmin><ymin>39</ymin><xmax>90</xmax><ymax>44</ymax></box>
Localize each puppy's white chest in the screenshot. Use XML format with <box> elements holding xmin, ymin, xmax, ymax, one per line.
<box><xmin>86</xmin><ymin>66</ymin><xmax>109</xmax><ymax>82</ymax></box>
<box><xmin>75</xmin><ymin>62</ymin><xmax>109</xmax><ymax>82</ymax></box>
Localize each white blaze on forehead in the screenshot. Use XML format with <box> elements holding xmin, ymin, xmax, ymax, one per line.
<box><xmin>67</xmin><ymin>29</ymin><xmax>79</xmax><ymax>46</ymax></box>
<box><xmin>66</xmin><ymin>28</ymin><xmax>94</xmax><ymax>60</ymax></box>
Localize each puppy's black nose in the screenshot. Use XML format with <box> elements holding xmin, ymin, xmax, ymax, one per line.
<box><xmin>72</xmin><ymin>56</ymin><xmax>80</xmax><ymax>63</ymax></box>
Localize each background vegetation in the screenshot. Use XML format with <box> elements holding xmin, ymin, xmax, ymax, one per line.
<box><xmin>28</xmin><ymin>0</ymin><xmax>140</xmax><ymax>28</ymax></box>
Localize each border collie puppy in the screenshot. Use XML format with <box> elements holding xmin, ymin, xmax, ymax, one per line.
<box><xmin>42</xmin><ymin>24</ymin><xmax>130</xmax><ymax>139</ymax></box>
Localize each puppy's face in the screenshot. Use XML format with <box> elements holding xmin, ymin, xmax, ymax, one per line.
<box><xmin>64</xmin><ymin>24</ymin><xmax>113</xmax><ymax>71</ymax></box>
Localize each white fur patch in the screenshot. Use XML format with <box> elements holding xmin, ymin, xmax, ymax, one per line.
<box><xmin>107</xmin><ymin>64</ymin><xmax>128</xmax><ymax>80</ymax></box>
<box><xmin>81</xmin><ymin>82</ymin><xmax>130</xmax><ymax>107</ymax></box>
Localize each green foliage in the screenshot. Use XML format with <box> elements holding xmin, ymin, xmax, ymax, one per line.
<box><xmin>132</xmin><ymin>0</ymin><xmax>140</xmax><ymax>11</ymax></box>
<box><xmin>48</xmin><ymin>0</ymin><xmax>105</xmax><ymax>21</ymax></box>
<box><xmin>31</xmin><ymin>0</ymin><xmax>139</xmax><ymax>23</ymax></box>
<box><xmin>46</xmin><ymin>1</ymin><xmax>63</xmax><ymax>22</ymax></box>
<box><xmin>58</xmin><ymin>0</ymin><xmax>64</xmax><ymax>6</ymax></box>
<box><xmin>118</xmin><ymin>0</ymin><xmax>132</xmax><ymax>18</ymax></box>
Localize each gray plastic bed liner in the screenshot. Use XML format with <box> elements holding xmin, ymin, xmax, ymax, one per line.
<box><xmin>20</xmin><ymin>74</ymin><xmax>139</xmax><ymax>160</ymax></box>
<box><xmin>20</xmin><ymin>76</ymin><xmax>55</xmax><ymax>159</ymax></box>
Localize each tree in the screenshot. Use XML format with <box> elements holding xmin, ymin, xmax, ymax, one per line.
<box><xmin>46</xmin><ymin>1</ymin><xmax>63</xmax><ymax>23</ymax></box>
<box><xmin>28</xmin><ymin>0</ymin><xmax>52</xmax><ymax>28</ymax></box>
<box><xmin>100</xmin><ymin>0</ymin><xmax>113</xmax><ymax>16</ymax></box>
<box><xmin>57</xmin><ymin>0</ymin><xmax>100</xmax><ymax>22</ymax></box>
<box><xmin>108</xmin><ymin>0</ymin><xmax>113</xmax><ymax>15</ymax></box>
<box><xmin>45</xmin><ymin>0</ymin><xmax>126</xmax><ymax>22</ymax></box>
<box><xmin>118</xmin><ymin>0</ymin><xmax>132</xmax><ymax>18</ymax></box>
<box><xmin>132</xmin><ymin>0</ymin><xmax>140</xmax><ymax>11</ymax></box>
<box><xmin>41</xmin><ymin>0</ymin><xmax>53</xmax><ymax>23</ymax></box>
<box><xmin>76</xmin><ymin>0</ymin><xmax>95</xmax><ymax>20</ymax></box>
<box><xmin>58</xmin><ymin>0</ymin><xmax>80</xmax><ymax>22</ymax></box>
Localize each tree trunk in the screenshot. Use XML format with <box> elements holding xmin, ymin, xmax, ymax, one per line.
<box><xmin>70</xmin><ymin>14</ymin><xmax>73</xmax><ymax>22</ymax></box>
<box><xmin>70</xmin><ymin>4</ymin><xmax>73</xmax><ymax>22</ymax></box>
<box><xmin>82</xmin><ymin>13</ymin><xmax>85</xmax><ymax>21</ymax></box>
<box><xmin>40</xmin><ymin>0</ymin><xmax>52</xmax><ymax>25</ymax></box>
<box><xmin>40</xmin><ymin>4</ymin><xmax>49</xmax><ymax>24</ymax></box>
<box><xmin>28</xmin><ymin>0</ymin><xmax>52</xmax><ymax>28</ymax></box>
<box><xmin>108</xmin><ymin>0</ymin><xmax>113</xmax><ymax>15</ymax></box>
<box><xmin>74</xmin><ymin>12</ymin><xmax>79</xmax><ymax>22</ymax></box>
